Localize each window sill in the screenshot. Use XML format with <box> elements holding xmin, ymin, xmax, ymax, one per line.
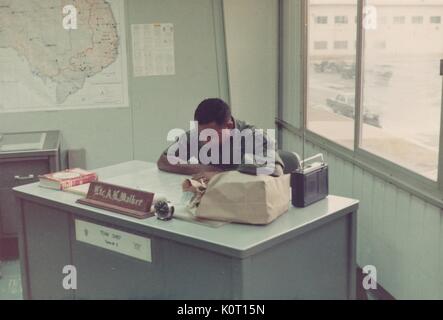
<box><xmin>276</xmin><ymin>118</ymin><xmax>443</xmax><ymax>210</ymax></box>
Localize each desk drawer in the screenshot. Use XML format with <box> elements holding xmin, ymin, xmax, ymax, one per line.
<box><xmin>0</xmin><ymin>158</ymin><xmax>49</xmax><ymax>187</ymax></box>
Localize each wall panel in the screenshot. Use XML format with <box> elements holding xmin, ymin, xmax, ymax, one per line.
<box><xmin>281</xmin><ymin>131</ymin><xmax>443</xmax><ymax>299</ymax></box>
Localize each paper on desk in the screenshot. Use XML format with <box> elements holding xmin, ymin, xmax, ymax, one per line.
<box><xmin>65</xmin><ymin>171</ymin><xmax>228</xmax><ymax>228</ymax></box>
<box><xmin>65</xmin><ymin>183</ymin><xmax>90</xmax><ymax>196</ymax></box>
<box><xmin>64</xmin><ymin>170</ymin><xmax>161</xmax><ymax>197</ymax></box>
<box><xmin>173</xmin><ymin>206</ymin><xmax>227</xmax><ymax>228</ymax></box>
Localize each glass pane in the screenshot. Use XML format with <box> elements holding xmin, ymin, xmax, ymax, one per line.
<box><xmin>361</xmin><ymin>0</ymin><xmax>442</xmax><ymax>180</ymax></box>
<box><xmin>307</xmin><ymin>0</ymin><xmax>357</xmax><ymax>149</ymax></box>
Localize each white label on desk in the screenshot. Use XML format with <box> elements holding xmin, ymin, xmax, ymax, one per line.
<box><xmin>75</xmin><ymin>220</ymin><xmax>151</xmax><ymax>262</ymax></box>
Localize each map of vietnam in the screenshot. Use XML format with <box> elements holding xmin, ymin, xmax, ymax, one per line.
<box><xmin>0</xmin><ymin>0</ymin><xmax>120</xmax><ymax>104</ymax></box>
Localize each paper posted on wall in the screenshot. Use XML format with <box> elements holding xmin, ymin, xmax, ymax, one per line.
<box><xmin>131</xmin><ymin>23</ymin><xmax>175</xmax><ymax>77</ymax></box>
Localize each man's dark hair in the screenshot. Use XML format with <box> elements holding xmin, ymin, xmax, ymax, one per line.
<box><xmin>194</xmin><ymin>98</ymin><xmax>231</xmax><ymax>126</ymax></box>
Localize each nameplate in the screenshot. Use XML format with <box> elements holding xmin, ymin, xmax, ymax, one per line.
<box><xmin>76</xmin><ymin>181</ymin><xmax>155</xmax><ymax>219</ymax></box>
<box><xmin>75</xmin><ymin>220</ymin><xmax>152</xmax><ymax>262</ymax></box>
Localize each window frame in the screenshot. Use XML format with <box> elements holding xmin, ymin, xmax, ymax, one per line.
<box><xmin>334</xmin><ymin>40</ymin><xmax>348</xmax><ymax>49</ymax></box>
<box><xmin>430</xmin><ymin>16</ymin><xmax>442</xmax><ymax>24</ymax></box>
<box><xmin>335</xmin><ymin>15</ymin><xmax>349</xmax><ymax>24</ymax></box>
<box><xmin>313</xmin><ymin>40</ymin><xmax>328</xmax><ymax>50</ymax></box>
<box><xmin>296</xmin><ymin>0</ymin><xmax>443</xmax><ymax>207</ymax></box>
<box><xmin>393</xmin><ymin>16</ymin><xmax>406</xmax><ymax>24</ymax></box>
<box><xmin>411</xmin><ymin>16</ymin><xmax>424</xmax><ymax>24</ymax></box>
<box><xmin>315</xmin><ymin>16</ymin><xmax>328</xmax><ymax>24</ymax></box>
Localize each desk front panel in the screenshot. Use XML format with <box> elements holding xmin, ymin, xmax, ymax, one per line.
<box><xmin>18</xmin><ymin>196</ymin><xmax>357</xmax><ymax>300</ymax></box>
<box><xmin>20</xmin><ymin>200</ymin><xmax>236</xmax><ymax>299</ymax></box>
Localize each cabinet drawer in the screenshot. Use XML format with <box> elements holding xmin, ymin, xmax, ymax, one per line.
<box><xmin>0</xmin><ymin>158</ymin><xmax>50</xmax><ymax>187</ymax></box>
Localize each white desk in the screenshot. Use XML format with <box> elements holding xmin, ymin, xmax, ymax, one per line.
<box><xmin>14</xmin><ymin>161</ymin><xmax>358</xmax><ymax>300</ymax></box>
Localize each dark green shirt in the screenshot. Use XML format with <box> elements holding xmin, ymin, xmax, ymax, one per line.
<box><xmin>163</xmin><ymin>118</ymin><xmax>284</xmax><ymax>176</ymax></box>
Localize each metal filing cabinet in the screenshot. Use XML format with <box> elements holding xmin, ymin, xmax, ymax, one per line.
<box><xmin>0</xmin><ymin>131</ymin><xmax>60</xmax><ymax>259</ymax></box>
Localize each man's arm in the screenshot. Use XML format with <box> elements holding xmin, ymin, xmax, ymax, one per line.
<box><xmin>157</xmin><ymin>129</ymin><xmax>220</xmax><ymax>175</ymax></box>
<box><xmin>236</xmin><ymin>125</ymin><xmax>285</xmax><ymax>177</ymax></box>
<box><xmin>157</xmin><ymin>154</ymin><xmax>223</xmax><ymax>175</ymax></box>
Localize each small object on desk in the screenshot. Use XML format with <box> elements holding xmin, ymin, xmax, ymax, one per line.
<box><xmin>39</xmin><ymin>168</ymin><xmax>97</xmax><ymax>190</ymax></box>
<box><xmin>291</xmin><ymin>153</ymin><xmax>329</xmax><ymax>208</ymax></box>
<box><xmin>77</xmin><ymin>181</ymin><xmax>155</xmax><ymax>219</ymax></box>
<box><xmin>182</xmin><ymin>178</ymin><xmax>207</xmax><ymax>215</ymax></box>
<box><xmin>64</xmin><ymin>183</ymin><xmax>91</xmax><ymax>196</ymax></box>
<box><xmin>154</xmin><ymin>198</ymin><xmax>175</xmax><ymax>221</ymax></box>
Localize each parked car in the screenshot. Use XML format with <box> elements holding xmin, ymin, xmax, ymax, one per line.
<box><xmin>314</xmin><ymin>60</ymin><xmax>347</xmax><ymax>74</ymax></box>
<box><xmin>374</xmin><ymin>65</ymin><xmax>393</xmax><ymax>80</ymax></box>
<box><xmin>341</xmin><ymin>63</ymin><xmax>356</xmax><ymax>80</ymax></box>
<box><xmin>326</xmin><ymin>94</ymin><xmax>381</xmax><ymax>128</ymax></box>
<box><xmin>327</xmin><ymin>94</ymin><xmax>355</xmax><ymax>117</ymax></box>
<box><xmin>367</xmin><ymin>64</ymin><xmax>393</xmax><ymax>85</ymax></box>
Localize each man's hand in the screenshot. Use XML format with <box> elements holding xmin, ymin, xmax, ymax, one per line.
<box><xmin>273</xmin><ymin>163</ymin><xmax>284</xmax><ymax>177</ymax></box>
<box><xmin>157</xmin><ymin>154</ymin><xmax>222</xmax><ymax>176</ymax></box>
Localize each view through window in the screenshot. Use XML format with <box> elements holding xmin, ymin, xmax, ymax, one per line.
<box><xmin>361</xmin><ymin>0</ymin><xmax>442</xmax><ymax>180</ymax></box>
<box><xmin>307</xmin><ymin>0</ymin><xmax>357</xmax><ymax>149</ymax></box>
<box><xmin>306</xmin><ymin>0</ymin><xmax>443</xmax><ymax>180</ymax></box>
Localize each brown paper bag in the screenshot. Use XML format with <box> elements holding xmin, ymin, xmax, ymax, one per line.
<box><xmin>195</xmin><ymin>171</ymin><xmax>291</xmax><ymax>225</ymax></box>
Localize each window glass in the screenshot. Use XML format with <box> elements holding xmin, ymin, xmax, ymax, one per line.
<box><xmin>361</xmin><ymin>1</ymin><xmax>443</xmax><ymax>180</ymax></box>
<box><xmin>307</xmin><ymin>0</ymin><xmax>357</xmax><ymax>149</ymax></box>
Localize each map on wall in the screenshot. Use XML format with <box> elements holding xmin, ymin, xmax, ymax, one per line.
<box><xmin>0</xmin><ymin>0</ymin><xmax>129</xmax><ymax>113</ymax></box>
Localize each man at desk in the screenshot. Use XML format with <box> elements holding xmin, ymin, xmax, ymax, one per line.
<box><xmin>157</xmin><ymin>98</ymin><xmax>284</xmax><ymax>179</ymax></box>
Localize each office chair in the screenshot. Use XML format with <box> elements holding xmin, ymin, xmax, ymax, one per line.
<box><xmin>278</xmin><ymin>150</ymin><xmax>301</xmax><ymax>174</ymax></box>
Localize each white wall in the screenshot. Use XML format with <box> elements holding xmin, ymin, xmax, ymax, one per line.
<box><xmin>129</xmin><ymin>0</ymin><xmax>229</xmax><ymax>163</ymax></box>
<box><xmin>282</xmin><ymin>133</ymin><xmax>443</xmax><ymax>299</ymax></box>
<box><xmin>0</xmin><ymin>0</ymin><xmax>229</xmax><ymax>169</ymax></box>
<box><xmin>223</xmin><ymin>0</ymin><xmax>279</xmax><ymax>130</ymax></box>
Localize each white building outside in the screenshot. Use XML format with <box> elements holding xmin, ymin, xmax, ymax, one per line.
<box><xmin>307</xmin><ymin>0</ymin><xmax>443</xmax><ymax>180</ymax></box>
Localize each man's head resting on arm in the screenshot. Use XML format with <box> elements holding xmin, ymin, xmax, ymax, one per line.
<box><xmin>194</xmin><ymin>98</ymin><xmax>235</xmax><ymax>144</ymax></box>
<box><xmin>157</xmin><ymin>98</ymin><xmax>284</xmax><ymax>178</ymax></box>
